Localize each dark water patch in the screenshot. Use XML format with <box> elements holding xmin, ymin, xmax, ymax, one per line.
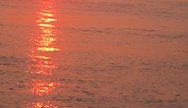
<box><xmin>0</xmin><ymin>4</ymin><xmax>16</xmax><ymax>8</ymax></box>
<box><xmin>138</xmin><ymin>98</ymin><xmax>163</xmax><ymax>104</ymax></box>
<box><xmin>65</xmin><ymin>27</ymin><xmax>188</xmax><ymax>41</ymax></box>
<box><xmin>64</xmin><ymin>61</ymin><xmax>129</xmax><ymax>74</ymax></box>
<box><xmin>126</xmin><ymin>27</ymin><xmax>156</xmax><ymax>32</ymax></box>
<box><xmin>72</xmin><ymin>88</ymin><xmax>96</xmax><ymax>96</ymax></box>
<box><xmin>181</xmin><ymin>50</ymin><xmax>188</xmax><ymax>56</ymax></box>
<box><xmin>58</xmin><ymin>53</ymin><xmax>134</xmax><ymax>74</ymax></box>
<box><xmin>0</xmin><ymin>43</ymin><xmax>6</xmax><ymax>47</ymax></box>
<box><xmin>66</xmin><ymin>27</ymin><xmax>156</xmax><ymax>34</ymax></box>
<box><xmin>0</xmin><ymin>23</ymin><xmax>3</xmax><ymax>27</ymax></box>
<box><xmin>0</xmin><ymin>56</ymin><xmax>27</xmax><ymax>66</ymax></box>
<box><xmin>0</xmin><ymin>70</ymin><xmax>6</xmax><ymax>75</ymax></box>
<box><xmin>139</xmin><ymin>58</ymin><xmax>188</xmax><ymax>74</ymax></box>
<box><xmin>59</xmin><ymin>1</ymin><xmax>188</xmax><ymax>20</ymax></box>
<box><xmin>60</xmin><ymin>78</ymin><xmax>74</xmax><ymax>83</ymax></box>
<box><xmin>138</xmin><ymin>98</ymin><xmax>182</xmax><ymax>108</ymax></box>
<box><xmin>67</xmin><ymin>27</ymin><xmax>106</xmax><ymax>34</ymax></box>
<box><xmin>157</xmin><ymin>33</ymin><xmax>188</xmax><ymax>40</ymax></box>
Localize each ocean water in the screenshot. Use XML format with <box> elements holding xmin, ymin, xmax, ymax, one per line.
<box><xmin>0</xmin><ymin>0</ymin><xmax>188</xmax><ymax>108</ymax></box>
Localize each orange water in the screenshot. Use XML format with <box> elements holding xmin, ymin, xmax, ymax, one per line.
<box><xmin>0</xmin><ymin>0</ymin><xmax>188</xmax><ymax>108</ymax></box>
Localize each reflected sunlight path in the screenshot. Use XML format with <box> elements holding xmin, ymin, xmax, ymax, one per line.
<box><xmin>27</xmin><ymin>0</ymin><xmax>61</xmax><ymax>108</ymax></box>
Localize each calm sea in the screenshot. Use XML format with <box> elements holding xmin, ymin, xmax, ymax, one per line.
<box><xmin>0</xmin><ymin>0</ymin><xmax>188</xmax><ymax>108</ymax></box>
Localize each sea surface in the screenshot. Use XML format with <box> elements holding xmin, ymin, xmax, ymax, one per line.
<box><xmin>0</xmin><ymin>0</ymin><xmax>188</xmax><ymax>108</ymax></box>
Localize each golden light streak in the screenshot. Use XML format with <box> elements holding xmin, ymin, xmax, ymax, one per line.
<box><xmin>27</xmin><ymin>101</ymin><xmax>58</xmax><ymax>108</ymax></box>
<box><xmin>38</xmin><ymin>23</ymin><xmax>53</xmax><ymax>27</ymax></box>
<box><xmin>38</xmin><ymin>47</ymin><xmax>60</xmax><ymax>52</ymax></box>
<box><xmin>33</xmin><ymin>55</ymin><xmax>50</xmax><ymax>60</ymax></box>
<box><xmin>26</xmin><ymin>1</ymin><xmax>62</xmax><ymax>107</ymax></box>
<box><xmin>28</xmin><ymin>54</ymin><xmax>57</xmax><ymax>75</ymax></box>
<box><xmin>27</xmin><ymin>0</ymin><xmax>59</xmax><ymax>75</ymax></box>
<box><xmin>35</xmin><ymin>7</ymin><xmax>60</xmax><ymax>52</ymax></box>
<box><xmin>39</xmin><ymin>12</ymin><xmax>54</xmax><ymax>17</ymax></box>
<box><xmin>31</xmin><ymin>80</ymin><xmax>61</xmax><ymax>96</ymax></box>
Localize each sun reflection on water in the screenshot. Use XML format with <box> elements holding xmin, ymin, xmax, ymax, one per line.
<box><xmin>32</xmin><ymin>102</ymin><xmax>56</xmax><ymax>108</ymax></box>
<box><xmin>27</xmin><ymin>0</ymin><xmax>61</xmax><ymax>107</ymax></box>
<box><xmin>28</xmin><ymin>0</ymin><xmax>59</xmax><ymax>76</ymax></box>
<box><xmin>31</xmin><ymin>79</ymin><xmax>61</xmax><ymax>96</ymax></box>
<box><xmin>36</xmin><ymin>7</ymin><xmax>60</xmax><ymax>52</ymax></box>
<box><xmin>28</xmin><ymin>54</ymin><xmax>57</xmax><ymax>75</ymax></box>
<box><xmin>27</xmin><ymin>101</ymin><xmax>58</xmax><ymax>108</ymax></box>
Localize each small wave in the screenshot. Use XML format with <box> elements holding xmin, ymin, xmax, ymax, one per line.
<box><xmin>0</xmin><ymin>56</ymin><xmax>26</xmax><ymax>66</ymax></box>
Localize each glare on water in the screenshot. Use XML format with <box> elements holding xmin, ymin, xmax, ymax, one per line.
<box><xmin>0</xmin><ymin>0</ymin><xmax>188</xmax><ymax>108</ymax></box>
<box><xmin>27</xmin><ymin>0</ymin><xmax>61</xmax><ymax>107</ymax></box>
